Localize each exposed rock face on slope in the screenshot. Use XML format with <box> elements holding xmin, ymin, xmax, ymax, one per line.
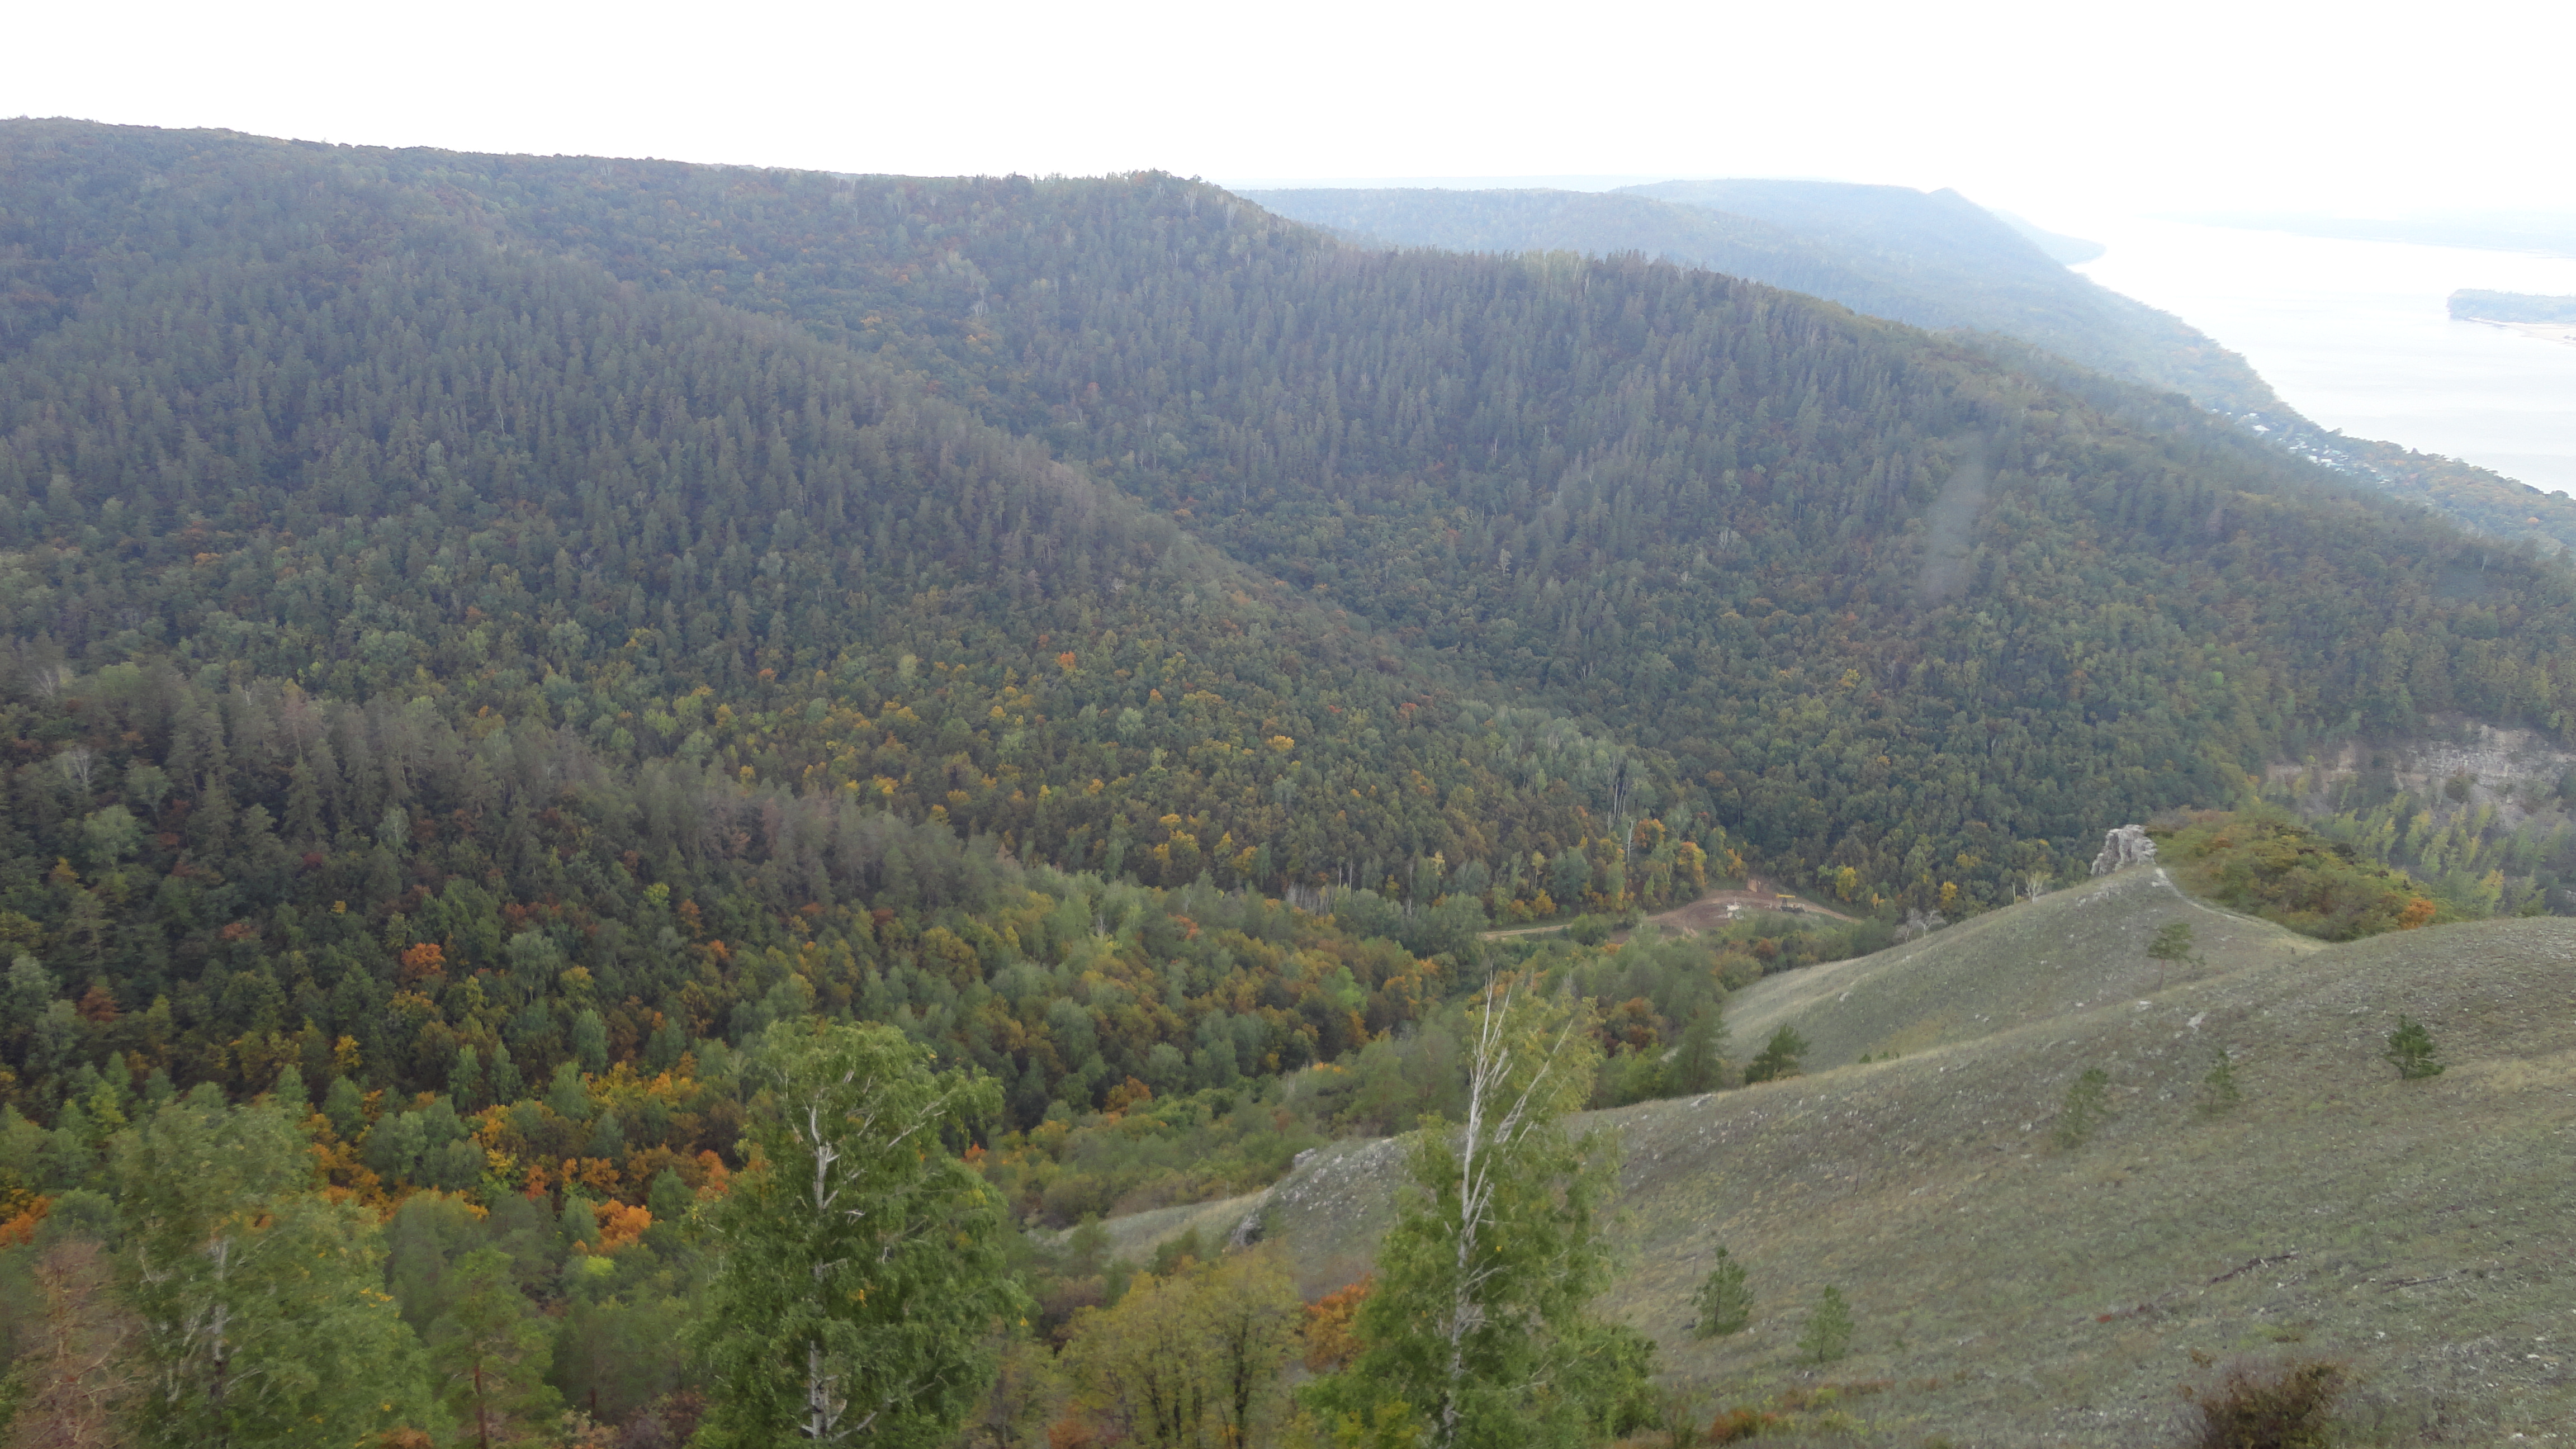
<box><xmin>2090</xmin><ymin>823</ymin><xmax>2159</xmax><ymax>875</ymax></box>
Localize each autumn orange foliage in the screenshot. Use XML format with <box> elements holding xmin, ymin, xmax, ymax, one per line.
<box><xmin>593</xmin><ymin>1200</ymin><xmax>653</xmax><ymax>1251</ymax></box>
<box><xmin>1303</xmin><ymin>1276</ymin><xmax>1371</xmax><ymax>1372</ymax></box>
<box><xmin>74</xmin><ymin>983</ymin><xmax>119</xmax><ymax>1023</ymax></box>
<box><xmin>397</xmin><ymin>942</ymin><xmax>446</xmax><ymax>982</ymax></box>
<box><xmin>1708</xmin><ymin>1408</ymin><xmax>1785</xmax><ymax>1442</ymax></box>
<box><xmin>694</xmin><ymin>1149</ymin><xmax>732</xmax><ymax>1196</ymax></box>
<box><xmin>0</xmin><ymin>1192</ymin><xmax>51</xmax><ymax>1248</ymax></box>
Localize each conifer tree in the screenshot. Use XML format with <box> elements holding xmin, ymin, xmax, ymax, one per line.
<box><xmin>2054</xmin><ymin>1068</ymin><xmax>2111</xmax><ymax>1148</ymax></box>
<box><xmin>1741</xmin><ymin>1026</ymin><xmax>1807</xmax><ymax>1085</ymax></box>
<box><xmin>1797</xmin><ymin>1286</ymin><xmax>1854</xmax><ymax>1365</ymax></box>
<box><xmin>2385</xmin><ymin>1016</ymin><xmax>2444</xmax><ymax>1079</ymax></box>
<box><xmin>1691</xmin><ymin>1248</ymin><xmax>1753</xmax><ymax>1338</ymax></box>
<box><xmin>427</xmin><ymin>1247</ymin><xmax>559</xmax><ymax>1448</ymax></box>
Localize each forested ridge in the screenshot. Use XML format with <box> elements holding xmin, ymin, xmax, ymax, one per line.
<box><xmin>1252</xmin><ymin>179</ymin><xmax>2276</xmax><ymax>416</ymax></box>
<box><xmin>357</xmin><ymin>140</ymin><xmax>2576</xmax><ymax>898</ymax></box>
<box><xmin>1</xmin><ymin>121</ymin><xmax>1757</xmax><ymax>1123</ymax></box>
<box><xmin>2450</xmin><ymin>289</ymin><xmax>2576</xmax><ymax>324</ymax></box>
<box><xmin>1248</xmin><ymin>181</ymin><xmax>2576</xmax><ymax>556</ymax></box>
<box><xmin>3</xmin><ymin>118</ymin><xmax>2576</xmax><ymax>1445</ymax></box>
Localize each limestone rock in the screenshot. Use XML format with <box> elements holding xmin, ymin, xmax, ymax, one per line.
<box><xmin>2089</xmin><ymin>824</ymin><xmax>2157</xmax><ymax>876</ymax></box>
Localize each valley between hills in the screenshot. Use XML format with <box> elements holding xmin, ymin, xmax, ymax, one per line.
<box><xmin>1</xmin><ymin>119</ymin><xmax>2572</xmax><ymax>1448</ymax></box>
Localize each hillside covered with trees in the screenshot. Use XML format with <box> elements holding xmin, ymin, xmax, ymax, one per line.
<box><xmin>2</xmin><ymin>119</ymin><xmax>2574</xmax><ymax>1445</ymax></box>
<box><xmin>1253</xmin><ymin>179</ymin><xmax>2271</xmax><ymax>414</ymax></box>
<box><xmin>1249</xmin><ymin>180</ymin><xmax>2576</xmax><ymax>555</ymax></box>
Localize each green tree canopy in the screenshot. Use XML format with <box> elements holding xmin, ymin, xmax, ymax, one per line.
<box><xmin>692</xmin><ymin>1022</ymin><xmax>1024</xmax><ymax>1448</ymax></box>
<box><xmin>1313</xmin><ymin>973</ymin><xmax>1643</xmax><ymax>1449</ymax></box>
<box><xmin>111</xmin><ymin>1089</ymin><xmax>432</xmax><ymax>1448</ymax></box>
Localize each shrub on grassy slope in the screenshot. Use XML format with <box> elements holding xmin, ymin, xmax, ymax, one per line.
<box><xmin>2384</xmin><ymin>1016</ymin><xmax>2444</xmax><ymax>1079</ymax></box>
<box><xmin>2181</xmin><ymin>1360</ymin><xmax>2346</xmax><ymax>1449</ymax></box>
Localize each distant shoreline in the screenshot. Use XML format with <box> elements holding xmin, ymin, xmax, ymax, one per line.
<box><xmin>2460</xmin><ymin>315</ymin><xmax>2576</xmax><ymax>348</ymax></box>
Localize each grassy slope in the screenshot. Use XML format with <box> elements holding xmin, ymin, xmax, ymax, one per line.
<box><xmin>1210</xmin><ymin>870</ymin><xmax>2576</xmax><ymax>1442</ymax></box>
<box><xmin>1720</xmin><ymin>867</ymin><xmax>2325</xmax><ymax>1072</ymax></box>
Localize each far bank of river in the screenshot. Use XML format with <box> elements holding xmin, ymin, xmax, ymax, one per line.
<box><xmin>2463</xmin><ymin>316</ymin><xmax>2576</xmax><ymax>349</ymax></box>
<box><xmin>2061</xmin><ymin>216</ymin><xmax>2576</xmax><ymax>495</ymax></box>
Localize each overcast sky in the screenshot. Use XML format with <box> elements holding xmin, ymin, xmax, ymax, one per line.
<box><xmin>11</xmin><ymin>0</ymin><xmax>2569</xmax><ymax>225</ymax></box>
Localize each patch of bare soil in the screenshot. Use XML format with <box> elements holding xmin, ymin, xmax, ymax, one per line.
<box><xmin>1480</xmin><ymin>880</ymin><xmax>1855</xmax><ymax>941</ymax></box>
<box><xmin>1641</xmin><ymin>879</ymin><xmax>1857</xmax><ymax>934</ymax></box>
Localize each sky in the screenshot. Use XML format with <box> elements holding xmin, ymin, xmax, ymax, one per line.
<box><xmin>10</xmin><ymin>0</ymin><xmax>2570</xmax><ymax>226</ymax></box>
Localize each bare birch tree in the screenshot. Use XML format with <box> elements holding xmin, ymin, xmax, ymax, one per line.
<box><xmin>7</xmin><ymin>1237</ymin><xmax>136</xmax><ymax>1449</ymax></box>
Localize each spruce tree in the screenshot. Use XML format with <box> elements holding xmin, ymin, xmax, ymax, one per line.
<box><xmin>1690</xmin><ymin>1248</ymin><xmax>1753</xmax><ymax>1338</ymax></box>
<box><xmin>1741</xmin><ymin>1025</ymin><xmax>1808</xmax><ymax>1085</ymax></box>
<box><xmin>2385</xmin><ymin>1016</ymin><xmax>2444</xmax><ymax>1079</ymax></box>
<box><xmin>2055</xmin><ymin>1068</ymin><xmax>2111</xmax><ymax>1148</ymax></box>
<box><xmin>1797</xmin><ymin>1286</ymin><xmax>1854</xmax><ymax>1365</ymax></box>
<box><xmin>2199</xmin><ymin>1047</ymin><xmax>2243</xmax><ymax>1113</ymax></box>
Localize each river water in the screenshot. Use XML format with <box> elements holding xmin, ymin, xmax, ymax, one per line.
<box><xmin>2063</xmin><ymin>216</ymin><xmax>2576</xmax><ymax>494</ymax></box>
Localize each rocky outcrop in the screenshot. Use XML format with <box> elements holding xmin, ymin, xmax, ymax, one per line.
<box><xmin>2090</xmin><ymin>825</ymin><xmax>2157</xmax><ymax>876</ymax></box>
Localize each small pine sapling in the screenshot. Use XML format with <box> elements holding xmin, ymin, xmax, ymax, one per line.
<box><xmin>2147</xmin><ymin>921</ymin><xmax>2204</xmax><ymax>989</ymax></box>
<box><xmin>2054</xmin><ymin>1067</ymin><xmax>2111</xmax><ymax>1149</ymax></box>
<box><xmin>1690</xmin><ymin>1248</ymin><xmax>1753</xmax><ymax>1338</ymax></box>
<box><xmin>2198</xmin><ymin>1047</ymin><xmax>2243</xmax><ymax>1114</ymax></box>
<box><xmin>1796</xmin><ymin>1286</ymin><xmax>1853</xmax><ymax>1365</ymax></box>
<box><xmin>2385</xmin><ymin>1015</ymin><xmax>2444</xmax><ymax>1079</ymax></box>
<box><xmin>1741</xmin><ymin>1026</ymin><xmax>1807</xmax><ymax>1085</ymax></box>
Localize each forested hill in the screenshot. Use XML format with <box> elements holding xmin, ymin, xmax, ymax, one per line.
<box><xmin>2450</xmin><ymin>289</ymin><xmax>2576</xmax><ymax>324</ymax></box>
<box><xmin>1249</xmin><ymin>180</ymin><xmax>2285</xmax><ymax>418</ymax></box>
<box><xmin>11</xmin><ymin>122</ymin><xmax>2576</xmax><ymax>906</ymax></box>
<box><xmin>6</xmin><ymin>120</ymin><xmax>2576</xmax><ymax>1120</ymax></box>
<box><xmin>0</xmin><ymin>121</ymin><xmax>1734</xmax><ymax>1139</ymax></box>
<box><xmin>1251</xmin><ymin>179</ymin><xmax>2576</xmax><ymax>553</ymax></box>
<box><xmin>351</xmin><ymin>141</ymin><xmax>2576</xmax><ymax>886</ymax></box>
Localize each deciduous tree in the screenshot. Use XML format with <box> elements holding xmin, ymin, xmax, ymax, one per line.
<box><xmin>110</xmin><ymin>1090</ymin><xmax>432</xmax><ymax>1449</ymax></box>
<box><xmin>692</xmin><ymin>1022</ymin><xmax>1022</xmax><ymax>1447</ymax></box>
<box><xmin>1310</xmin><ymin>974</ymin><xmax>1642</xmax><ymax>1449</ymax></box>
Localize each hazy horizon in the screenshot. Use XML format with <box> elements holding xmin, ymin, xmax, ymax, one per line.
<box><xmin>13</xmin><ymin>0</ymin><xmax>2567</xmax><ymax>221</ymax></box>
